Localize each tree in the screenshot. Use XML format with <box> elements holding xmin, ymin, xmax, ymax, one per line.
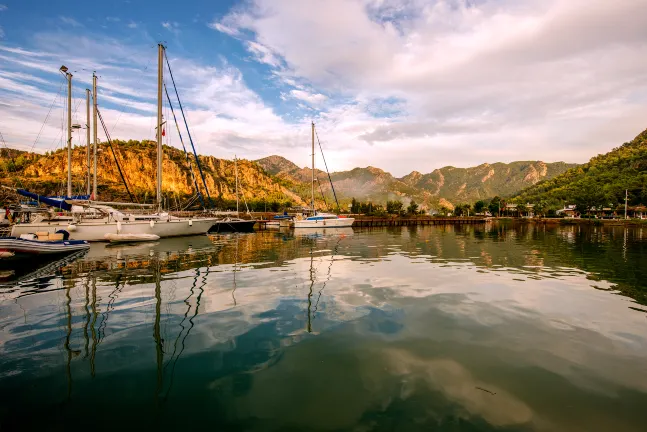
<box><xmin>350</xmin><ymin>197</ymin><xmax>360</xmax><ymax>214</ymax></box>
<box><xmin>386</xmin><ymin>200</ymin><xmax>404</xmax><ymax>214</ymax></box>
<box><xmin>517</xmin><ymin>203</ymin><xmax>528</xmax><ymax>217</ymax></box>
<box><xmin>489</xmin><ymin>196</ymin><xmax>503</xmax><ymax>216</ymax></box>
<box><xmin>407</xmin><ymin>200</ymin><xmax>419</xmax><ymax>215</ymax></box>
<box><xmin>474</xmin><ymin>200</ymin><xmax>485</xmax><ymax>213</ymax></box>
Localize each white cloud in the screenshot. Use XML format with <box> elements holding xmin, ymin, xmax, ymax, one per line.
<box><xmin>0</xmin><ymin>25</ymin><xmax>4</xmax><ymax>39</ymax></box>
<box><xmin>208</xmin><ymin>0</ymin><xmax>647</xmax><ymax>175</ymax></box>
<box><xmin>0</xmin><ymin>5</ymin><xmax>7</xmax><ymax>12</ymax></box>
<box><xmin>162</xmin><ymin>21</ymin><xmax>180</xmax><ymax>36</ymax></box>
<box><xmin>289</xmin><ymin>89</ymin><xmax>327</xmax><ymax>105</ymax></box>
<box><xmin>127</xmin><ymin>21</ymin><xmax>137</xmax><ymax>29</ymax></box>
<box><xmin>106</xmin><ymin>16</ymin><xmax>120</xmax><ymax>22</ymax></box>
<box><xmin>59</xmin><ymin>16</ymin><xmax>83</xmax><ymax>27</ymax></box>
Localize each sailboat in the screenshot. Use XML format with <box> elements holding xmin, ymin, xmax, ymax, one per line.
<box><xmin>10</xmin><ymin>44</ymin><xmax>220</xmax><ymax>241</ymax></box>
<box><xmin>209</xmin><ymin>156</ymin><xmax>255</xmax><ymax>233</ymax></box>
<box><xmin>294</xmin><ymin>122</ymin><xmax>354</xmax><ymax>228</ymax></box>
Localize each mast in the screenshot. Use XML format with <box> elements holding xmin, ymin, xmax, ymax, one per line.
<box><xmin>235</xmin><ymin>156</ymin><xmax>239</xmax><ymax>215</ymax></box>
<box><xmin>92</xmin><ymin>73</ymin><xmax>98</xmax><ymax>200</ymax></box>
<box><xmin>86</xmin><ymin>88</ymin><xmax>91</xmax><ymax>196</ymax></box>
<box><xmin>625</xmin><ymin>189</ymin><xmax>628</xmax><ymax>219</ymax></box>
<box><xmin>157</xmin><ymin>44</ymin><xmax>164</xmax><ymax>212</ymax></box>
<box><xmin>66</xmin><ymin>71</ymin><xmax>72</xmax><ymax>198</ymax></box>
<box><xmin>311</xmin><ymin>121</ymin><xmax>315</xmax><ymax>215</ymax></box>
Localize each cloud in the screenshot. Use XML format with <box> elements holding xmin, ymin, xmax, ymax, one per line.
<box><xmin>106</xmin><ymin>16</ymin><xmax>121</xmax><ymax>22</ymax></box>
<box><xmin>127</xmin><ymin>21</ymin><xmax>137</xmax><ymax>29</ymax></box>
<box><xmin>162</xmin><ymin>21</ymin><xmax>180</xmax><ymax>36</ymax></box>
<box><xmin>0</xmin><ymin>26</ymin><xmax>4</xmax><ymax>39</ymax></box>
<box><xmin>208</xmin><ymin>0</ymin><xmax>647</xmax><ymax>175</ymax></box>
<box><xmin>289</xmin><ymin>89</ymin><xmax>327</xmax><ymax>105</ymax></box>
<box><xmin>246</xmin><ymin>41</ymin><xmax>281</xmax><ymax>67</ymax></box>
<box><xmin>59</xmin><ymin>16</ymin><xmax>83</xmax><ymax>27</ymax></box>
<box><xmin>0</xmin><ymin>5</ymin><xmax>7</xmax><ymax>12</ymax></box>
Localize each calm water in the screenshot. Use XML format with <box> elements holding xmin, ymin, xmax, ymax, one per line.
<box><xmin>1</xmin><ymin>223</ymin><xmax>646</xmax><ymax>431</ymax></box>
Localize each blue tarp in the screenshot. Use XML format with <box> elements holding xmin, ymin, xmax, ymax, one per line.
<box><xmin>15</xmin><ymin>190</ymin><xmax>90</xmax><ymax>211</ymax></box>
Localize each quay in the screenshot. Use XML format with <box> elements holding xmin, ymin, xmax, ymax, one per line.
<box><xmin>351</xmin><ymin>216</ymin><xmax>487</xmax><ymax>227</ymax></box>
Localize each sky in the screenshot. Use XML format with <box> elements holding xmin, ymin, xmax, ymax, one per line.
<box><xmin>0</xmin><ymin>0</ymin><xmax>646</xmax><ymax>177</ymax></box>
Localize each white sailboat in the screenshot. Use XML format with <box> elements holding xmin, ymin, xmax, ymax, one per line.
<box><xmin>294</xmin><ymin>122</ymin><xmax>354</xmax><ymax>228</ymax></box>
<box><xmin>10</xmin><ymin>44</ymin><xmax>220</xmax><ymax>241</ymax></box>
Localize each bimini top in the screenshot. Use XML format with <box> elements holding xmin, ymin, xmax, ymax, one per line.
<box><xmin>305</xmin><ymin>213</ymin><xmax>340</xmax><ymax>221</ymax></box>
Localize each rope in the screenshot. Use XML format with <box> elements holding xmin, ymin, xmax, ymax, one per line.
<box><xmin>96</xmin><ymin>107</ymin><xmax>137</xmax><ymax>203</ymax></box>
<box><xmin>164</xmin><ymin>51</ymin><xmax>213</xmax><ymax>208</ymax></box>
<box><xmin>314</xmin><ymin>127</ymin><xmax>341</xmax><ymax>211</ymax></box>
<box><xmin>164</xmin><ymin>83</ymin><xmax>205</xmax><ymax>208</ymax></box>
<box><xmin>31</xmin><ymin>78</ymin><xmax>65</xmax><ymax>153</ymax></box>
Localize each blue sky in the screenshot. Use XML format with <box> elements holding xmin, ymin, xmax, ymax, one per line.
<box><xmin>1</xmin><ymin>0</ymin><xmax>646</xmax><ymax>176</ymax></box>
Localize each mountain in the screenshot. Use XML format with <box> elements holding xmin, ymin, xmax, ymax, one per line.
<box><xmin>256</xmin><ymin>155</ymin><xmax>575</xmax><ymax>209</ymax></box>
<box><xmin>0</xmin><ymin>140</ymin><xmax>304</xmax><ymax>208</ymax></box>
<box><xmin>0</xmin><ymin>140</ymin><xmax>577</xmax><ymax>211</ymax></box>
<box><xmin>400</xmin><ymin>161</ymin><xmax>578</xmax><ymax>202</ymax></box>
<box><xmin>513</xmin><ymin>128</ymin><xmax>647</xmax><ymax>207</ymax></box>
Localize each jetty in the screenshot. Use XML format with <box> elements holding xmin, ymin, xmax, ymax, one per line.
<box><xmin>351</xmin><ymin>216</ymin><xmax>487</xmax><ymax>227</ymax></box>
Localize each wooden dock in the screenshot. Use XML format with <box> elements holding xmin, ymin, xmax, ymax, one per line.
<box><xmin>352</xmin><ymin>216</ymin><xmax>487</xmax><ymax>227</ymax></box>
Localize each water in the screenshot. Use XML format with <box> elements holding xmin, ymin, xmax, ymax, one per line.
<box><xmin>1</xmin><ymin>223</ymin><xmax>646</xmax><ymax>431</ymax></box>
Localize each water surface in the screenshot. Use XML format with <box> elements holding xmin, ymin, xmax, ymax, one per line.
<box><xmin>1</xmin><ymin>223</ymin><xmax>646</xmax><ymax>431</ymax></box>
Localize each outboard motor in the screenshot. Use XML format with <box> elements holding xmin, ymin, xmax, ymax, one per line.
<box><xmin>55</xmin><ymin>229</ymin><xmax>70</xmax><ymax>240</ymax></box>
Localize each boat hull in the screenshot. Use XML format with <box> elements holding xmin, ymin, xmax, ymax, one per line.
<box><xmin>10</xmin><ymin>218</ymin><xmax>219</xmax><ymax>242</ymax></box>
<box><xmin>293</xmin><ymin>218</ymin><xmax>355</xmax><ymax>228</ymax></box>
<box><xmin>0</xmin><ymin>237</ymin><xmax>89</xmax><ymax>260</ymax></box>
<box><xmin>209</xmin><ymin>220</ymin><xmax>256</xmax><ymax>233</ymax></box>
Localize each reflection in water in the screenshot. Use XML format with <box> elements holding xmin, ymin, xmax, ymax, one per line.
<box><xmin>0</xmin><ymin>223</ymin><xmax>646</xmax><ymax>431</ymax></box>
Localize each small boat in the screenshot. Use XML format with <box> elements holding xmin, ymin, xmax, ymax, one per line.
<box><xmin>266</xmin><ymin>214</ymin><xmax>294</xmax><ymax>227</ymax></box>
<box><xmin>104</xmin><ymin>233</ymin><xmax>161</xmax><ymax>243</ymax></box>
<box><xmin>0</xmin><ymin>233</ymin><xmax>89</xmax><ymax>260</ymax></box>
<box><xmin>209</xmin><ymin>217</ymin><xmax>256</xmax><ymax>233</ymax></box>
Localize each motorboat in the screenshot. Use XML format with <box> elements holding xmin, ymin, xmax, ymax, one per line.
<box><xmin>0</xmin><ymin>233</ymin><xmax>89</xmax><ymax>261</ymax></box>
<box><xmin>266</xmin><ymin>214</ymin><xmax>294</xmax><ymax>227</ymax></box>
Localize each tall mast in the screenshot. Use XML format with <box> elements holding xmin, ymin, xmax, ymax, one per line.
<box><xmin>311</xmin><ymin>121</ymin><xmax>315</xmax><ymax>215</ymax></box>
<box><xmin>85</xmin><ymin>88</ymin><xmax>91</xmax><ymax>196</ymax></box>
<box><xmin>66</xmin><ymin>71</ymin><xmax>72</xmax><ymax>198</ymax></box>
<box><xmin>156</xmin><ymin>44</ymin><xmax>164</xmax><ymax>212</ymax></box>
<box><xmin>235</xmin><ymin>156</ymin><xmax>239</xmax><ymax>215</ymax></box>
<box><xmin>92</xmin><ymin>73</ymin><xmax>98</xmax><ymax>200</ymax></box>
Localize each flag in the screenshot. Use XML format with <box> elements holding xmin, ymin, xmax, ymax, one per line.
<box><xmin>162</xmin><ymin>128</ymin><xmax>166</xmax><ymax>137</ymax></box>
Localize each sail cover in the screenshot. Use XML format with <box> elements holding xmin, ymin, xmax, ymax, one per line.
<box><xmin>15</xmin><ymin>190</ymin><xmax>89</xmax><ymax>211</ymax></box>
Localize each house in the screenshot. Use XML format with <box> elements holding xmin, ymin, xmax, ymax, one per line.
<box><xmin>626</xmin><ymin>205</ymin><xmax>647</xmax><ymax>219</ymax></box>
<box><xmin>556</xmin><ymin>205</ymin><xmax>579</xmax><ymax>218</ymax></box>
<box><xmin>505</xmin><ymin>203</ymin><xmax>534</xmax><ymax>217</ymax></box>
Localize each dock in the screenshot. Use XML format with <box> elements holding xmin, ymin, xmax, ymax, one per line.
<box><xmin>351</xmin><ymin>216</ymin><xmax>487</xmax><ymax>227</ymax></box>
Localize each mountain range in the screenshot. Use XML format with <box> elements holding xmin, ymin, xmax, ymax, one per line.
<box><xmin>255</xmin><ymin>155</ymin><xmax>576</xmax><ymax>209</ymax></box>
<box><xmin>0</xmin><ymin>139</ymin><xmax>576</xmax><ymax>210</ymax></box>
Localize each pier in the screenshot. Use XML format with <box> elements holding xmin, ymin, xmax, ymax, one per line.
<box><xmin>351</xmin><ymin>216</ymin><xmax>487</xmax><ymax>227</ymax></box>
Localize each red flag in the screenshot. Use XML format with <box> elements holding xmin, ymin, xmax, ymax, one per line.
<box><xmin>162</xmin><ymin>128</ymin><xmax>166</xmax><ymax>137</ymax></box>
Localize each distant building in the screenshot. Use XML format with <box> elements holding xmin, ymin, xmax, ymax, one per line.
<box><xmin>556</xmin><ymin>205</ymin><xmax>578</xmax><ymax>218</ymax></box>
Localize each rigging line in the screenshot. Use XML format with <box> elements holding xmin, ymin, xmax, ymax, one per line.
<box><xmin>164</xmin><ymin>51</ymin><xmax>213</xmax><ymax>208</ymax></box>
<box><xmin>109</xmin><ymin>58</ymin><xmax>153</xmax><ymax>132</ymax></box>
<box><xmin>314</xmin><ymin>128</ymin><xmax>341</xmax><ymax>212</ymax></box>
<box><xmin>96</xmin><ymin>107</ymin><xmax>137</xmax><ymax>203</ymax></box>
<box><xmin>164</xmin><ymin>83</ymin><xmax>205</xmax><ymax>208</ymax></box>
<box><xmin>316</xmin><ymin>177</ymin><xmax>328</xmax><ymax>209</ymax></box>
<box><xmin>31</xmin><ymin>78</ymin><xmax>66</xmax><ymax>153</ymax></box>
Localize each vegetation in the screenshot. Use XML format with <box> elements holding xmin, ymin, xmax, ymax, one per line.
<box><xmin>514</xmin><ymin>128</ymin><xmax>647</xmax><ymax>210</ymax></box>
